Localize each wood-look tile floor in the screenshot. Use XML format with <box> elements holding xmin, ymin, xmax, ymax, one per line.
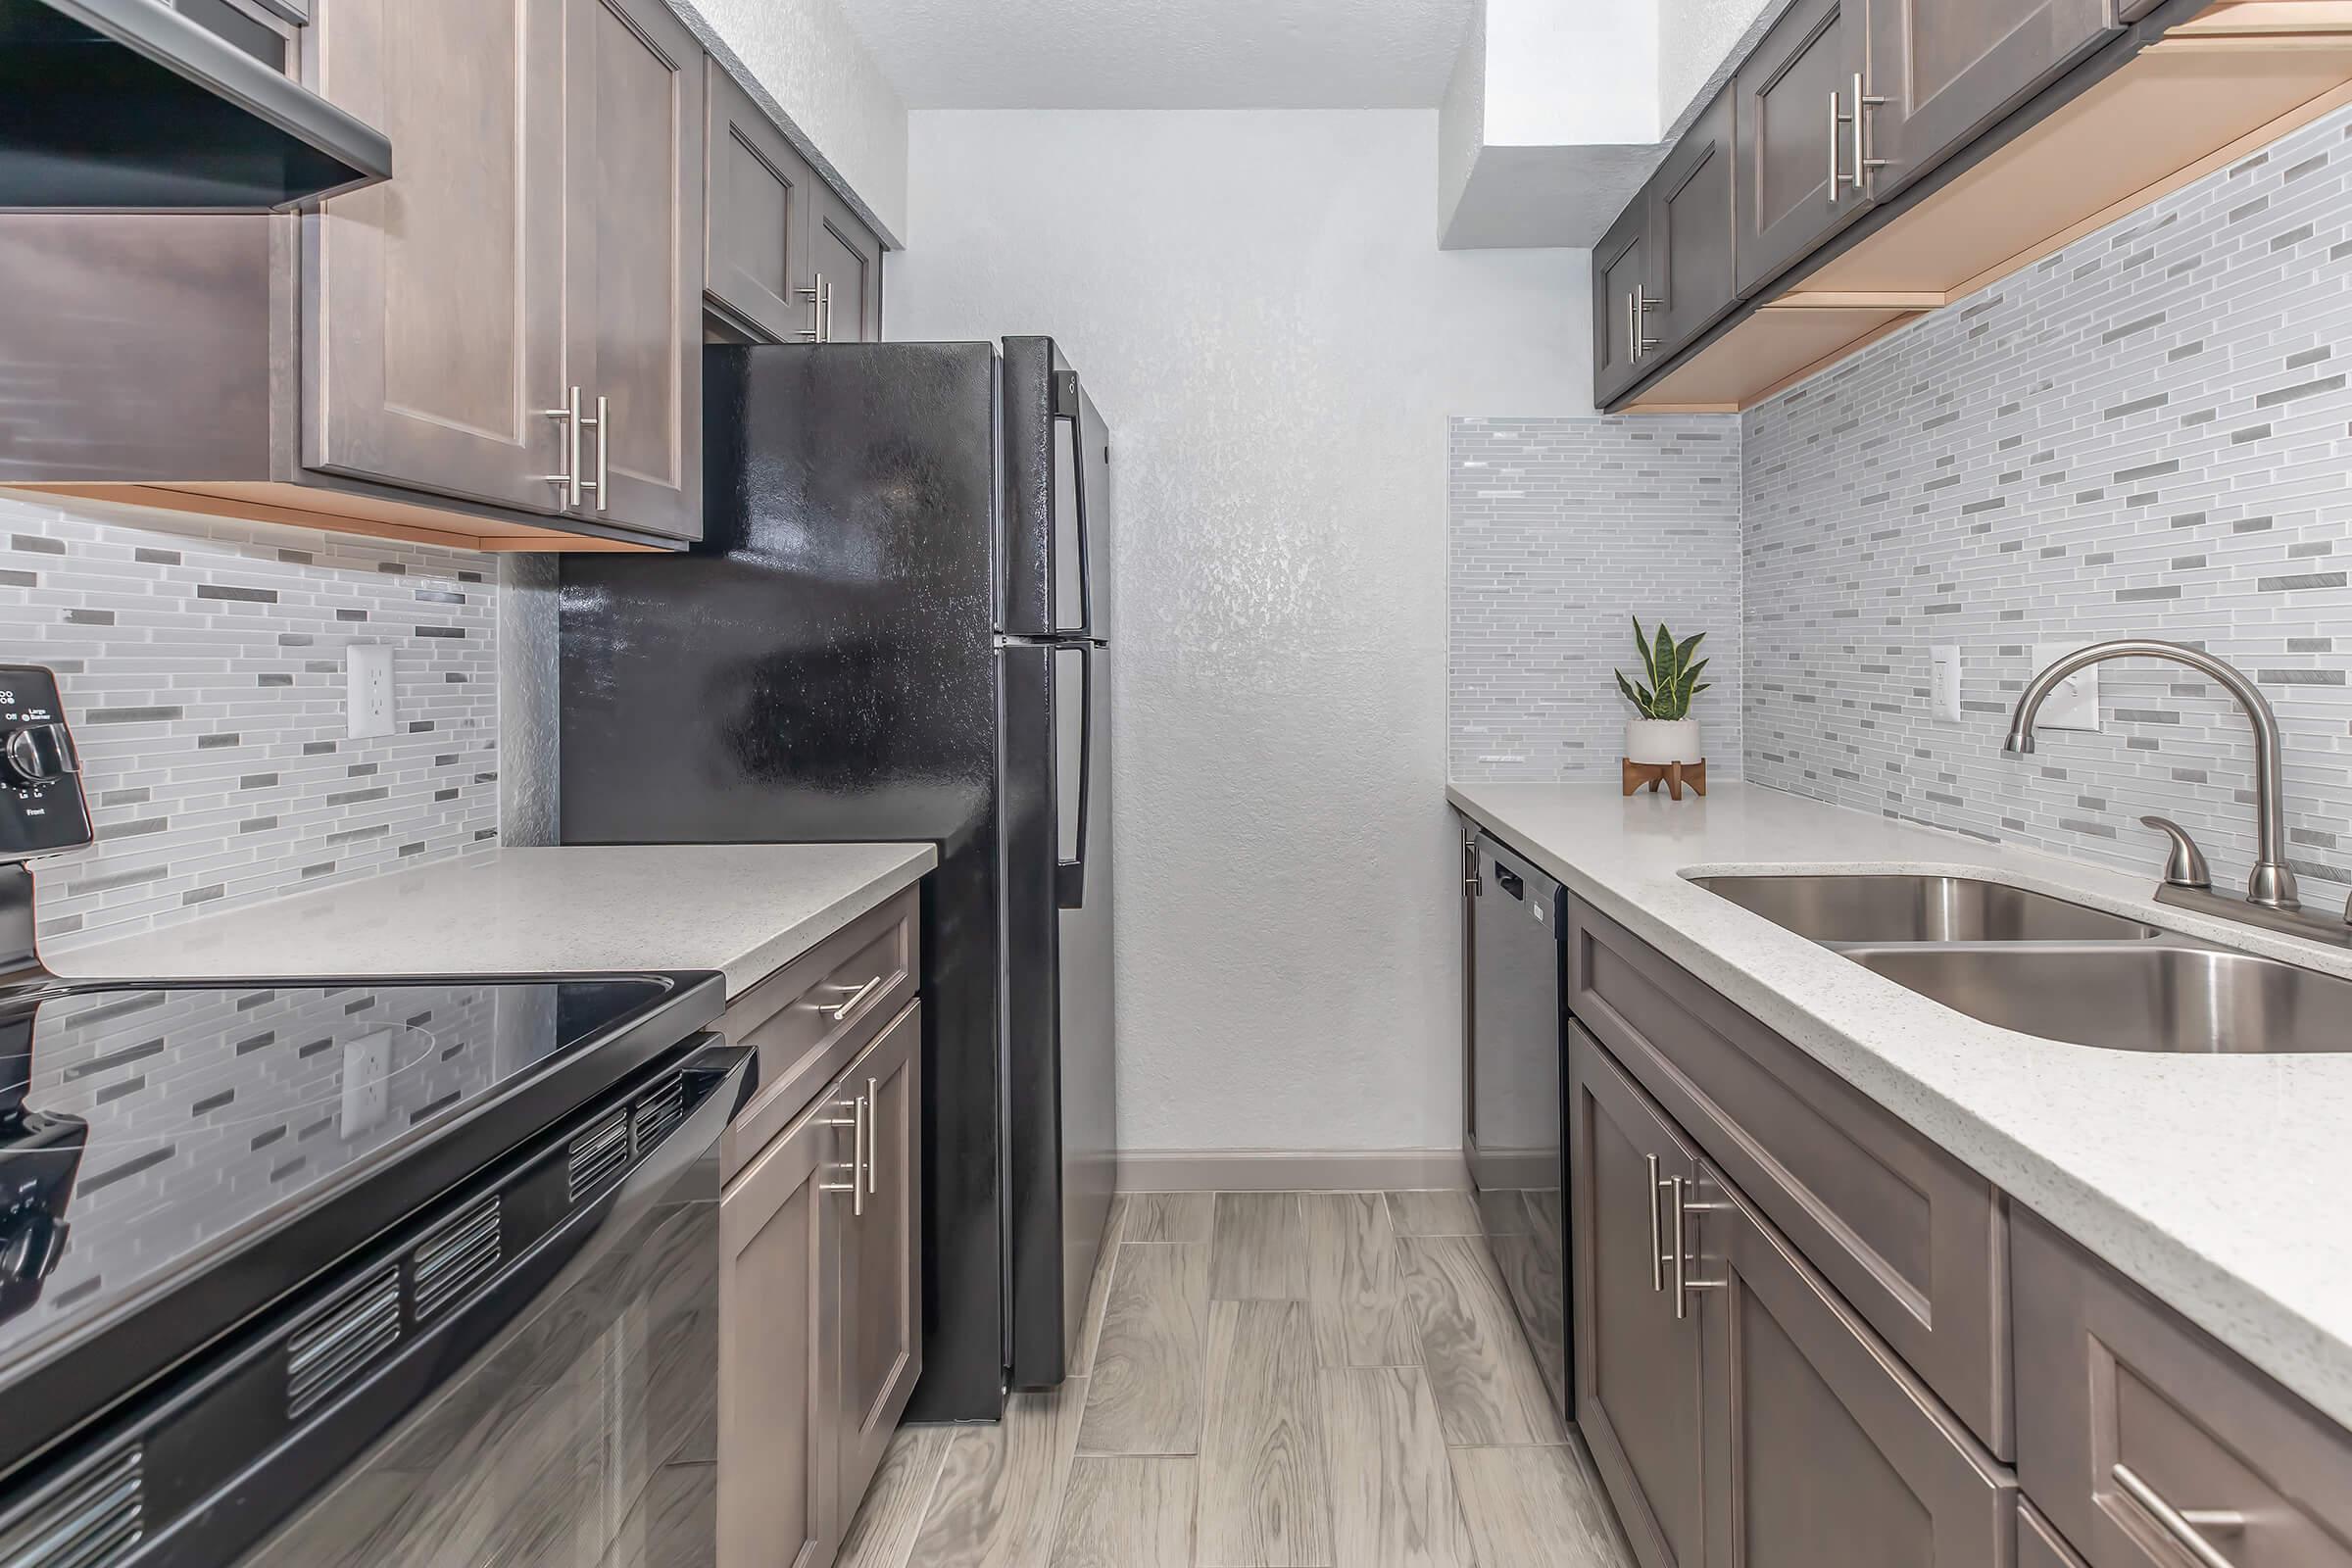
<box><xmin>840</xmin><ymin>1192</ymin><xmax>1635</xmax><ymax>1568</ymax></box>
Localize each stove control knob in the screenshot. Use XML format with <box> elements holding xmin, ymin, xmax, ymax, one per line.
<box><xmin>2</xmin><ymin>723</ymin><xmax>74</xmax><ymax>786</ymax></box>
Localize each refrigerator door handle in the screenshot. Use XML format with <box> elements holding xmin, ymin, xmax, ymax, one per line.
<box><xmin>1055</xmin><ymin>642</ymin><xmax>1093</xmax><ymax>909</ymax></box>
<box><xmin>1053</xmin><ymin>369</ymin><xmax>1096</xmax><ymax>639</ymax></box>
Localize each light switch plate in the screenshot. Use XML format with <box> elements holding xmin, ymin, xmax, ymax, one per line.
<box><xmin>1930</xmin><ymin>647</ymin><xmax>1962</xmax><ymax>722</ymax></box>
<box><xmin>346</xmin><ymin>645</ymin><xmax>396</xmax><ymax>739</ymax></box>
<box><xmin>341</xmin><ymin>1027</ymin><xmax>392</xmax><ymax>1137</ymax></box>
<box><xmin>2033</xmin><ymin>643</ymin><xmax>2101</xmax><ymax>731</ymax></box>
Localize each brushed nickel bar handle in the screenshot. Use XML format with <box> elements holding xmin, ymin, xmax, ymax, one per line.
<box><xmin>816</xmin><ymin>1098</ymin><xmax>863</xmax><ymax>1214</ymax></box>
<box><xmin>2111</xmin><ymin>1463</ymin><xmax>2243</xmax><ymax>1568</ymax></box>
<box><xmin>1647</xmin><ymin>1152</ymin><xmax>1666</xmax><ymax>1293</ymax></box>
<box><xmin>1828</xmin><ymin>88</ymin><xmax>1844</xmax><ymax>203</ymax></box>
<box><xmin>825</xmin><ymin>279</ymin><xmax>836</xmax><ymax>344</ymax></box>
<box><xmin>826</xmin><ymin>975</ymin><xmax>882</xmax><ymax>1022</ymax></box>
<box><xmin>1633</xmin><ymin>288</ymin><xmax>1659</xmax><ymax>355</ymax></box>
<box><xmin>1671</xmin><ymin>1175</ymin><xmax>1730</xmax><ymax>1320</ymax></box>
<box><xmin>1852</xmin><ymin>72</ymin><xmax>1888</xmax><ymax>191</ymax></box>
<box><xmin>541</xmin><ymin>386</ymin><xmax>583</xmax><ymax>509</ymax></box>
<box><xmin>865</xmin><ymin>1076</ymin><xmax>879</xmax><ymax>1196</ymax></box>
<box><xmin>590</xmin><ymin>394</ymin><xmax>609</xmax><ymax>513</ymax></box>
<box><xmin>797</xmin><ymin>272</ymin><xmax>827</xmax><ymax>341</ymax></box>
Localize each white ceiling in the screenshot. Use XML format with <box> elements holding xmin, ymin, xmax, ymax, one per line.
<box><xmin>836</xmin><ymin>0</ymin><xmax>1475</xmax><ymax>110</ymax></box>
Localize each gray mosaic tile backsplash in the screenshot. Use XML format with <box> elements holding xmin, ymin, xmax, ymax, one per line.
<box><xmin>1744</xmin><ymin>104</ymin><xmax>2352</xmax><ymax>906</ymax></box>
<box><xmin>1449</xmin><ymin>416</ymin><xmax>1743</xmax><ymax>782</ymax></box>
<box><xmin>0</xmin><ymin>491</ymin><xmax>506</xmax><ymax>946</ymax></box>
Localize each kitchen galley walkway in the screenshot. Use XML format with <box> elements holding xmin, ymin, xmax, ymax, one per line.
<box><xmin>836</xmin><ymin>1189</ymin><xmax>1634</xmax><ymax>1568</ymax></box>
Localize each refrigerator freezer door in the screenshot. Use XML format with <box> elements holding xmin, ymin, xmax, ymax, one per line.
<box><xmin>561</xmin><ymin>342</ymin><xmax>1006</xmax><ymax>1423</ymax></box>
<box><xmin>1001</xmin><ymin>337</ymin><xmax>1113</xmax><ymax>642</ymax></box>
<box><xmin>1000</xmin><ymin>640</ymin><xmax>1116</xmax><ymax>1387</ymax></box>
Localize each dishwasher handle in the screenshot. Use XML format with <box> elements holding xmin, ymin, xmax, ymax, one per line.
<box><xmin>1494</xmin><ymin>865</ymin><xmax>1525</xmax><ymax>900</ymax></box>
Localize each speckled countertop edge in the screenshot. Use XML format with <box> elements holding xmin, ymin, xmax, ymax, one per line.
<box><xmin>1448</xmin><ymin>777</ymin><xmax>2352</xmax><ymax>1431</ymax></box>
<box><xmin>46</xmin><ymin>842</ymin><xmax>938</xmax><ymax>1002</ymax></box>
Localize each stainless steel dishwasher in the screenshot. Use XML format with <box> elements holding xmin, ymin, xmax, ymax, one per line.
<box><xmin>1465</xmin><ymin>829</ymin><xmax>1569</xmax><ymax>1415</ymax></box>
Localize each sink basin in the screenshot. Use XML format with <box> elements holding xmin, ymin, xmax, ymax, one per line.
<box><xmin>1691</xmin><ymin>874</ymin><xmax>2159</xmax><ymax>944</ymax></box>
<box><xmin>1841</xmin><ymin>942</ymin><xmax>2352</xmax><ymax>1054</ymax></box>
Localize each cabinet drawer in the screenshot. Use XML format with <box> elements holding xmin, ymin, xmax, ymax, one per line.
<box><xmin>1564</xmin><ymin>894</ymin><xmax>2010</xmax><ymax>1456</ymax></box>
<box><xmin>2014</xmin><ymin>1208</ymin><xmax>2352</xmax><ymax>1568</ymax></box>
<box><xmin>721</xmin><ymin>888</ymin><xmax>917</xmax><ymax>1176</ymax></box>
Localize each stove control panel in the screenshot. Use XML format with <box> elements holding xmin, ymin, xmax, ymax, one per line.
<box><xmin>0</xmin><ymin>668</ymin><xmax>91</xmax><ymax>859</ymax></box>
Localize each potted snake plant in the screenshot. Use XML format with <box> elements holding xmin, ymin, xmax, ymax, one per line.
<box><xmin>1615</xmin><ymin>618</ymin><xmax>1710</xmax><ymax>765</ymax></box>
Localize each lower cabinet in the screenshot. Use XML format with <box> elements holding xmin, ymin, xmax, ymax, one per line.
<box><xmin>1696</xmin><ymin>1161</ymin><xmax>2015</xmax><ymax>1567</ymax></box>
<box><xmin>1569</xmin><ymin>1022</ymin><xmax>2016</xmax><ymax>1568</ymax></box>
<box><xmin>719</xmin><ymin>999</ymin><xmax>923</xmax><ymax>1568</ymax></box>
<box><xmin>1570</xmin><ymin>1023</ymin><xmax>1707</xmax><ymax>1568</ymax></box>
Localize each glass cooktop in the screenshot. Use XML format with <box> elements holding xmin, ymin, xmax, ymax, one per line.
<box><xmin>0</xmin><ymin>974</ymin><xmax>672</xmax><ymax>1370</ymax></box>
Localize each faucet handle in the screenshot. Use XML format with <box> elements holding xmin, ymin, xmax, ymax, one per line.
<box><xmin>2140</xmin><ymin>816</ymin><xmax>2213</xmax><ymax>891</ymax></box>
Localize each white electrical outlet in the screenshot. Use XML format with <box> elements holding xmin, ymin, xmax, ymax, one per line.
<box><xmin>1930</xmin><ymin>647</ymin><xmax>1963</xmax><ymax>722</ymax></box>
<box><xmin>341</xmin><ymin>1027</ymin><xmax>392</xmax><ymax>1137</ymax></box>
<box><xmin>346</xmin><ymin>645</ymin><xmax>396</xmax><ymax>739</ymax></box>
<box><xmin>2032</xmin><ymin>643</ymin><xmax>2101</xmax><ymax>731</ymax></box>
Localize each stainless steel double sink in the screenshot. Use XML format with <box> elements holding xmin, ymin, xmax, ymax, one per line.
<box><xmin>1690</xmin><ymin>873</ymin><xmax>2352</xmax><ymax>1054</ymax></box>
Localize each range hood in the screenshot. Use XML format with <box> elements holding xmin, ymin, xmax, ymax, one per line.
<box><xmin>0</xmin><ymin>0</ymin><xmax>390</xmax><ymax>210</ymax></box>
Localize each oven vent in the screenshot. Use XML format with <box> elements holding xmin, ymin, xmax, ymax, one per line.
<box><xmin>411</xmin><ymin>1195</ymin><xmax>501</xmax><ymax>1323</ymax></box>
<box><xmin>631</xmin><ymin>1076</ymin><xmax>685</xmax><ymax>1155</ymax></box>
<box><xmin>286</xmin><ymin>1266</ymin><xmax>401</xmax><ymax>1419</ymax></box>
<box><xmin>566</xmin><ymin>1109</ymin><xmax>629</xmax><ymax>1202</ymax></box>
<box><xmin>0</xmin><ymin>1444</ymin><xmax>142</xmax><ymax>1568</ymax></box>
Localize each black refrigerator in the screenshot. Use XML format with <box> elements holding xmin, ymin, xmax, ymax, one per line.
<box><xmin>559</xmin><ymin>337</ymin><xmax>1115</xmax><ymax>1422</ymax></box>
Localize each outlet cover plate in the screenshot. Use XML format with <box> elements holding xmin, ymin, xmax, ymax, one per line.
<box><xmin>2033</xmin><ymin>643</ymin><xmax>2101</xmax><ymax>732</ymax></box>
<box><xmin>346</xmin><ymin>644</ymin><xmax>396</xmax><ymax>739</ymax></box>
<box><xmin>1930</xmin><ymin>647</ymin><xmax>1962</xmax><ymax>722</ymax></box>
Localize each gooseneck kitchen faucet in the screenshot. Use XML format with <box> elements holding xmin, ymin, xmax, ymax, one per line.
<box><xmin>2005</xmin><ymin>640</ymin><xmax>2352</xmax><ymax>942</ymax></box>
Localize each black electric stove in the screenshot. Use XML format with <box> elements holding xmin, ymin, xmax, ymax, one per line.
<box><xmin>0</xmin><ymin>667</ymin><xmax>743</xmax><ymax>1566</ymax></box>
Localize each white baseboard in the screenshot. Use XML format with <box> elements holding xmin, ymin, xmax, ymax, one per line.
<box><xmin>1116</xmin><ymin>1148</ymin><xmax>1468</xmax><ymax>1193</ymax></box>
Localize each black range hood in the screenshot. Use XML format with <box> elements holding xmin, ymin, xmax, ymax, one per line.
<box><xmin>0</xmin><ymin>0</ymin><xmax>391</xmax><ymax>211</ymax></box>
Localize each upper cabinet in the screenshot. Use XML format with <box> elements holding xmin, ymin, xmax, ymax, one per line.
<box><xmin>705</xmin><ymin>66</ymin><xmax>885</xmax><ymax>347</ymax></box>
<box><xmin>1734</xmin><ymin>0</ymin><xmax>1868</xmax><ymax>297</ymax></box>
<box><xmin>312</xmin><ymin>0</ymin><xmax>703</xmax><ymax>542</ymax></box>
<box><xmin>1599</xmin><ymin>0</ymin><xmax>2352</xmax><ymax>413</ymax></box>
<box><xmin>307</xmin><ymin>0</ymin><xmax>568</xmax><ymax>518</ymax></box>
<box><xmin>1646</xmin><ymin>87</ymin><xmax>1740</xmax><ymax>359</ymax></box>
<box><xmin>1592</xmin><ymin>200</ymin><xmax>1653</xmax><ymax>408</ymax></box>
<box><xmin>1865</xmin><ymin>0</ymin><xmax>2119</xmax><ymax>200</ymax></box>
<box><xmin>563</xmin><ymin>0</ymin><xmax>706</xmax><ymax>540</ymax></box>
<box><xmin>0</xmin><ymin>0</ymin><xmax>884</xmax><ymax>553</ymax></box>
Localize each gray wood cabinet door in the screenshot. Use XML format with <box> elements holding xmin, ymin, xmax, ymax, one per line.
<box><xmin>705</xmin><ymin>60</ymin><xmax>820</xmax><ymax>345</ymax></box>
<box><xmin>1570</xmin><ymin>1024</ymin><xmax>1707</xmax><ymax>1568</ymax></box>
<box><xmin>811</xmin><ymin>182</ymin><xmax>884</xmax><ymax>343</ymax></box>
<box><xmin>719</xmin><ymin>1099</ymin><xmax>844</xmax><ymax>1568</ymax></box>
<box><xmin>2013</xmin><ymin>1208</ymin><xmax>2352</xmax><ymax>1568</ymax></box>
<box><xmin>1592</xmin><ymin>199</ymin><xmax>1653</xmax><ymax>408</ymax></box>
<box><xmin>1646</xmin><ymin>83</ymin><xmax>1740</xmax><ymax>353</ymax></box>
<box><xmin>1695</xmin><ymin>1166</ymin><xmax>2016</xmax><ymax>1568</ymax></box>
<box><xmin>836</xmin><ymin>1002</ymin><xmax>924</xmax><ymax>1516</ymax></box>
<box><xmin>564</xmin><ymin>0</ymin><xmax>706</xmax><ymax>541</ymax></box>
<box><xmin>305</xmin><ymin>0</ymin><xmax>567</xmax><ymax>514</ymax></box>
<box><xmin>1735</xmin><ymin>0</ymin><xmax>1868</xmax><ymax>296</ymax></box>
<box><xmin>1865</xmin><ymin>0</ymin><xmax>2116</xmax><ymax>200</ymax></box>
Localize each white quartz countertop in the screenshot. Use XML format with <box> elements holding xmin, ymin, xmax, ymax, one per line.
<box><xmin>45</xmin><ymin>842</ymin><xmax>937</xmax><ymax>1001</ymax></box>
<box><xmin>1448</xmin><ymin>778</ymin><xmax>2352</xmax><ymax>1430</ymax></box>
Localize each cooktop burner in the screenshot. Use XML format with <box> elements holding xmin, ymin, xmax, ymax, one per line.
<box><xmin>0</xmin><ymin>973</ymin><xmax>673</xmax><ymax>1365</ymax></box>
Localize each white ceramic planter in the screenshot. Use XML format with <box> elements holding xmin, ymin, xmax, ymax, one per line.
<box><xmin>1624</xmin><ymin>718</ymin><xmax>1701</xmax><ymax>765</ymax></box>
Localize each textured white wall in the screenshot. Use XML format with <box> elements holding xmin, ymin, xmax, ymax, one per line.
<box><xmin>669</xmin><ymin>0</ymin><xmax>909</xmax><ymax>242</ymax></box>
<box><xmin>1655</xmin><ymin>0</ymin><xmax>1780</xmax><ymax>134</ymax></box>
<box><xmin>890</xmin><ymin>110</ymin><xmax>1587</xmax><ymax>1154</ymax></box>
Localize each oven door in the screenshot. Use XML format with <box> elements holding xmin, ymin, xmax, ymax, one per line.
<box><xmin>226</xmin><ymin>1046</ymin><xmax>746</xmax><ymax>1568</ymax></box>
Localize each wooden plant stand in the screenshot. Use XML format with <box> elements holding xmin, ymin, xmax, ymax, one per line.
<box><xmin>1622</xmin><ymin>758</ymin><xmax>1708</xmax><ymax>801</ymax></box>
